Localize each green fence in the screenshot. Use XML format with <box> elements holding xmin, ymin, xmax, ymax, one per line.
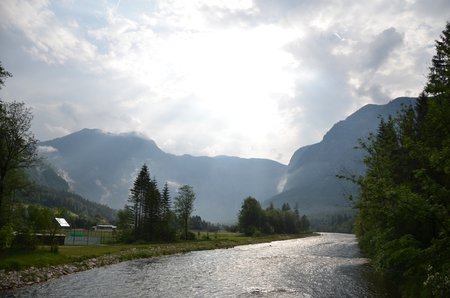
<box><xmin>63</xmin><ymin>229</ymin><xmax>117</xmax><ymax>245</ymax></box>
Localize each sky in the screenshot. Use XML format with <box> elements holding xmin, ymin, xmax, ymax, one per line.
<box><xmin>0</xmin><ymin>0</ymin><xmax>448</xmax><ymax>164</ymax></box>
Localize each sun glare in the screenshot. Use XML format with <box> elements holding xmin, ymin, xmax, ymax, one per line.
<box><xmin>165</xmin><ymin>26</ymin><xmax>297</xmax><ymax>139</ymax></box>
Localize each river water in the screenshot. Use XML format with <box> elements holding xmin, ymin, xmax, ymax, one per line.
<box><xmin>7</xmin><ymin>233</ymin><xmax>390</xmax><ymax>297</ymax></box>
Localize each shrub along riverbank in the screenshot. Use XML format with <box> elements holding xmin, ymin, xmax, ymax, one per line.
<box><xmin>0</xmin><ymin>232</ymin><xmax>317</xmax><ymax>291</ymax></box>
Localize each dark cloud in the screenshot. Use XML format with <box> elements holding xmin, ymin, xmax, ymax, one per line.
<box><xmin>364</xmin><ymin>27</ymin><xmax>404</xmax><ymax>71</ymax></box>
<box><xmin>413</xmin><ymin>0</ymin><xmax>450</xmax><ymax>18</ymax></box>
<box><xmin>59</xmin><ymin>102</ymin><xmax>79</xmax><ymax>124</ymax></box>
<box><xmin>357</xmin><ymin>84</ymin><xmax>391</xmax><ymax>104</ymax></box>
<box><xmin>283</xmin><ymin>30</ymin><xmax>353</xmax><ymax>135</ymax></box>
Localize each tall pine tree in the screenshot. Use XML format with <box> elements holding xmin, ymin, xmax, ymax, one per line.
<box><xmin>128</xmin><ymin>165</ymin><xmax>163</xmax><ymax>241</ymax></box>
<box><xmin>128</xmin><ymin>164</ymin><xmax>151</xmax><ymax>239</ymax></box>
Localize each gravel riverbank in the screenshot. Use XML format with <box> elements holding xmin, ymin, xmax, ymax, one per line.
<box><xmin>0</xmin><ymin>251</ymin><xmax>128</xmax><ymax>291</ymax></box>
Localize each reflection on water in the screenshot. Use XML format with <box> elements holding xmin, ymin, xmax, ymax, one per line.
<box><xmin>7</xmin><ymin>233</ymin><xmax>391</xmax><ymax>297</ymax></box>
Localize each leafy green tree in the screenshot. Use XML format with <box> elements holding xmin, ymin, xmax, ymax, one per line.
<box><xmin>174</xmin><ymin>185</ymin><xmax>196</xmax><ymax>240</ymax></box>
<box><xmin>300</xmin><ymin>215</ymin><xmax>310</xmax><ymax>232</ymax></box>
<box><xmin>238</xmin><ymin>196</ymin><xmax>262</xmax><ymax>236</ymax></box>
<box><xmin>0</xmin><ymin>63</ymin><xmax>38</xmax><ymax>228</ymax></box>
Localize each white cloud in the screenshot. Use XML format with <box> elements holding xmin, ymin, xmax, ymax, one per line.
<box><xmin>167</xmin><ymin>180</ymin><xmax>182</xmax><ymax>190</ymax></box>
<box><xmin>37</xmin><ymin>145</ymin><xmax>58</xmax><ymax>153</ymax></box>
<box><xmin>95</xmin><ymin>179</ymin><xmax>112</xmax><ymax>205</ymax></box>
<box><xmin>0</xmin><ymin>0</ymin><xmax>448</xmax><ymax>163</ymax></box>
<box><xmin>277</xmin><ymin>176</ymin><xmax>288</xmax><ymax>193</ymax></box>
<box><xmin>56</xmin><ymin>168</ymin><xmax>75</xmax><ymax>191</ymax></box>
<box><xmin>0</xmin><ymin>0</ymin><xmax>97</xmax><ymax>65</ymax></box>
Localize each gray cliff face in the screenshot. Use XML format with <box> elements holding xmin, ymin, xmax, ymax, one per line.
<box><xmin>38</xmin><ymin>129</ymin><xmax>286</xmax><ymax>223</ymax></box>
<box><xmin>266</xmin><ymin>97</ymin><xmax>415</xmax><ymax>214</ymax></box>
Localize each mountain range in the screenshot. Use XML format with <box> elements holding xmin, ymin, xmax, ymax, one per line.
<box><xmin>35</xmin><ymin>97</ymin><xmax>415</xmax><ymax>223</ymax></box>
<box><xmin>38</xmin><ymin>130</ymin><xmax>286</xmax><ymax>223</ymax></box>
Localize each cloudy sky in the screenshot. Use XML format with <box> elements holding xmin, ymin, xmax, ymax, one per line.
<box><xmin>0</xmin><ymin>0</ymin><xmax>448</xmax><ymax>164</ymax></box>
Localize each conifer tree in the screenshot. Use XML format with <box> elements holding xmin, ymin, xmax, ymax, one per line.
<box><xmin>128</xmin><ymin>164</ymin><xmax>149</xmax><ymax>239</ymax></box>
<box><xmin>161</xmin><ymin>182</ymin><xmax>171</xmax><ymax>217</ymax></box>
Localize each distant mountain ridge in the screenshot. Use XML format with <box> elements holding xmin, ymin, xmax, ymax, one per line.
<box><xmin>266</xmin><ymin>97</ymin><xmax>416</xmax><ymax>214</ymax></box>
<box><xmin>38</xmin><ymin>129</ymin><xmax>286</xmax><ymax>222</ymax></box>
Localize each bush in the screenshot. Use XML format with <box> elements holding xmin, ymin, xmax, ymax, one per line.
<box><xmin>12</xmin><ymin>227</ymin><xmax>37</xmax><ymax>251</ymax></box>
<box><xmin>0</xmin><ymin>224</ymin><xmax>14</xmax><ymax>250</ymax></box>
<box><xmin>179</xmin><ymin>231</ymin><xmax>197</xmax><ymax>240</ymax></box>
<box><xmin>117</xmin><ymin>228</ymin><xmax>135</xmax><ymax>244</ymax></box>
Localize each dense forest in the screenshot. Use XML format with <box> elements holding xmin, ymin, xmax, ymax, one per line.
<box><xmin>350</xmin><ymin>22</ymin><xmax>450</xmax><ymax>296</ymax></box>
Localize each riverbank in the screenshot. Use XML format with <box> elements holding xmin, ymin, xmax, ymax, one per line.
<box><xmin>0</xmin><ymin>233</ymin><xmax>318</xmax><ymax>291</ymax></box>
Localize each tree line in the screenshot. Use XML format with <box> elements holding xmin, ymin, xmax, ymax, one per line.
<box><xmin>348</xmin><ymin>22</ymin><xmax>450</xmax><ymax>297</ymax></box>
<box><xmin>238</xmin><ymin>197</ymin><xmax>309</xmax><ymax>236</ymax></box>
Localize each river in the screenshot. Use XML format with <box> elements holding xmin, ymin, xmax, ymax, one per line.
<box><xmin>6</xmin><ymin>233</ymin><xmax>391</xmax><ymax>297</ymax></box>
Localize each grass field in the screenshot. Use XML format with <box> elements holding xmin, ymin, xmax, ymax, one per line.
<box><xmin>0</xmin><ymin>232</ymin><xmax>318</xmax><ymax>272</ymax></box>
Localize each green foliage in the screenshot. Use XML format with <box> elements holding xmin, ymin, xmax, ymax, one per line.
<box><xmin>0</xmin><ymin>99</ymin><xmax>39</xmax><ymax>227</ymax></box>
<box><xmin>238</xmin><ymin>197</ymin><xmax>262</xmax><ymax>236</ymax></box>
<box><xmin>17</xmin><ymin>186</ymin><xmax>116</xmax><ymax>227</ymax></box>
<box><xmin>0</xmin><ymin>248</ymin><xmax>69</xmax><ymax>271</ymax></box>
<box><xmin>179</xmin><ymin>230</ymin><xmax>197</xmax><ymax>241</ymax></box>
<box><xmin>0</xmin><ymin>223</ymin><xmax>14</xmax><ymax>249</ymax></box>
<box><xmin>424</xmin><ymin>237</ymin><xmax>450</xmax><ymax>297</ymax></box>
<box><xmin>127</xmin><ymin>164</ymin><xmax>160</xmax><ymax>241</ymax></box>
<box><xmin>238</xmin><ymin>197</ymin><xmax>309</xmax><ymax>236</ymax></box>
<box><xmin>351</xmin><ymin>22</ymin><xmax>450</xmax><ymax>296</ymax></box>
<box><xmin>308</xmin><ymin>212</ymin><xmax>354</xmax><ymax>233</ymax></box>
<box><xmin>190</xmin><ymin>215</ymin><xmax>220</xmax><ymax>232</ymax></box>
<box><xmin>0</xmin><ymin>201</ymin><xmax>77</xmax><ymax>254</ymax></box>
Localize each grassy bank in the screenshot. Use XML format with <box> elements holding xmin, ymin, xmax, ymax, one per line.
<box><xmin>0</xmin><ymin>232</ymin><xmax>318</xmax><ymax>272</ymax></box>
